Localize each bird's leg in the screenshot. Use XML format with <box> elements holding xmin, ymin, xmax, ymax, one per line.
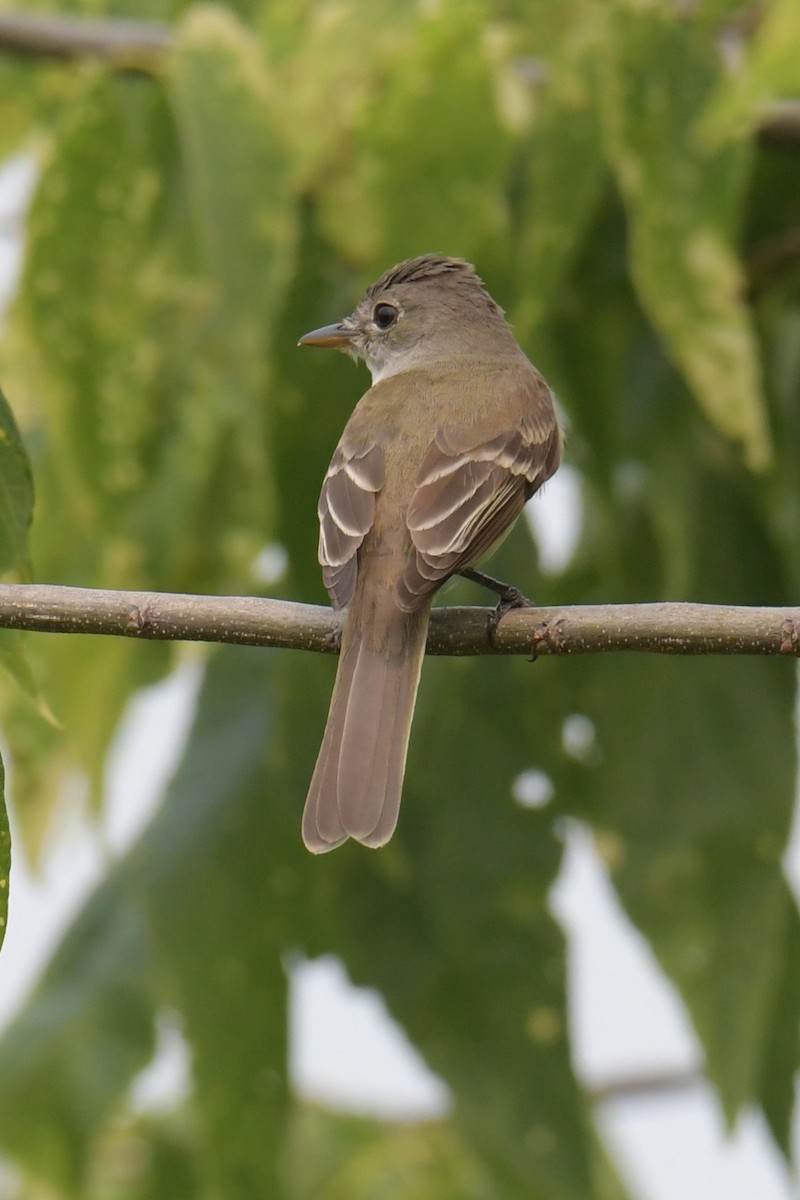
<box><xmin>457</xmin><ymin>567</ymin><xmax>534</xmax><ymax>643</ymax></box>
<box><xmin>458</xmin><ymin>566</ymin><xmax>534</xmax><ymax>609</ymax></box>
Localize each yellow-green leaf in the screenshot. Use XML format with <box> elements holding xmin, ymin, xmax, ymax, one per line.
<box><xmin>602</xmin><ymin>6</ymin><xmax>771</xmax><ymax>468</ymax></box>
<box><xmin>0</xmin><ymin>756</ymin><xmax>8</xmax><ymax>956</ymax></box>
<box><xmin>700</xmin><ymin>0</ymin><xmax>800</xmax><ymax>145</ymax></box>
<box><xmin>0</xmin><ymin>385</ymin><xmax>32</xmax><ymax>579</ymax></box>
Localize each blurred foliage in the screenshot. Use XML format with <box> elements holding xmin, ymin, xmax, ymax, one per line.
<box><xmin>0</xmin><ymin>0</ymin><xmax>797</xmax><ymax>1196</ymax></box>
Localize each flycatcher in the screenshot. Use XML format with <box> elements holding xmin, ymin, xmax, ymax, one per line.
<box><xmin>299</xmin><ymin>254</ymin><xmax>562</xmax><ymax>852</ymax></box>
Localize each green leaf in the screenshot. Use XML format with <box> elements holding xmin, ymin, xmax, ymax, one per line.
<box><xmin>514</xmin><ymin>17</ymin><xmax>608</xmax><ymax>334</ymax></box>
<box><xmin>167</xmin><ymin>6</ymin><xmax>297</xmax><ymax>322</ymax></box>
<box><xmin>3</xmin><ymin>24</ymin><xmax>299</xmax><ymax>835</ymax></box>
<box><xmin>15</xmin><ymin>67</ymin><xmax>167</xmax><ymax>529</ymax></box>
<box><xmin>0</xmin><ymin>628</ymin><xmax>45</xmax><ymax>710</ymax></box>
<box><xmin>0</xmin><ymin>384</ymin><xmax>33</xmax><ymax>579</ymax></box>
<box><xmin>576</xmin><ymin>653</ymin><xmax>796</xmax><ymax>1122</ymax></box>
<box><xmin>0</xmin><ymin>756</ymin><xmax>8</xmax><ymax>957</ymax></box>
<box><xmin>0</xmin><ymin>61</ymin><xmax>51</xmax><ymax>164</ymax></box>
<box><xmin>289</xmin><ymin>1108</ymin><xmax>517</xmax><ymax>1200</ymax></box>
<box><xmin>700</xmin><ymin>0</ymin><xmax>800</xmax><ymax>144</ymax></box>
<box><xmin>601</xmin><ymin>6</ymin><xmax>771</xmax><ymax>468</ymax></box>
<box><xmin>137</xmin><ymin>645</ymin><xmax>297</xmax><ymax>1197</ymax></box>
<box><xmin>4</xmin><ymin>638</ymin><xmax>170</xmax><ymax>846</ymax></box>
<box><xmin>261</xmin><ymin>0</ymin><xmax>415</xmax><ymax>190</ymax></box>
<box><xmin>756</xmin><ymin>890</ymin><xmax>800</xmax><ymax>1156</ymax></box>
<box><xmin>0</xmin><ymin>381</ymin><xmax>40</xmax><ymax>759</ymax></box>
<box><xmin>13</xmin><ymin>41</ymin><xmax>291</xmax><ymax>593</ymax></box>
<box><xmin>541</xmin><ymin>194</ymin><xmax>799</xmax><ymax>1132</ymax></box>
<box><xmin>0</xmin><ymin>870</ymin><xmax>156</xmax><ymax>1188</ymax></box>
<box><xmin>0</xmin><ymin>646</ymin><xmax>298</xmax><ymax>1195</ymax></box>
<box><xmin>317</xmin><ymin>1</ymin><xmax>515</xmax><ymax>271</ymax></box>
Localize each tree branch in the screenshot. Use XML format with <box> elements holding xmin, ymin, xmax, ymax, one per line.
<box><xmin>0</xmin><ymin>584</ymin><xmax>797</xmax><ymax>659</ymax></box>
<box><xmin>0</xmin><ymin>11</ymin><xmax>169</xmax><ymax>67</ymax></box>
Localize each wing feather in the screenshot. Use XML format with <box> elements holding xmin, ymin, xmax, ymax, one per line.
<box><xmin>398</xmin><ymin>403</ymin><xmax>561</xmax><ymax>611</ymax></box>
<box><xmin>318</xmin><ymin>441</ymin><xmax>384</xmax><ymax>608</ymax></box>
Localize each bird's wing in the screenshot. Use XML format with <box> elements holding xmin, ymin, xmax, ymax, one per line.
<box><xmin>398</xmin><ymin>396</ymin><xmax>561</xmax><ymax>611</ymax></box>
<box><xmin>318</xmin><ymin>440</ymin><xmax>384</xmax><ymax>608</ymax></box>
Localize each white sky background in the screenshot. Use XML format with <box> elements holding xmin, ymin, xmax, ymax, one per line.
<box><xmin>0</xmin><ymin>152</ymin><xmax>798</xmax><ymax>1199</ymax></box>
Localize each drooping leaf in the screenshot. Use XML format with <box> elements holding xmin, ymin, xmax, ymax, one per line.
<box><xmin>167</xmin><ymin>6</ymin><xmax>297</xmax><ymax>323</ymax></box>
<box><xmin>514</xmin><ymin>15</ymin><xmax>608</xmax><ymax>335</ymax></box>
<box><xmin>577</xmin><ymin>653</ymin><xmax>795</xmax><ymax>1120</ymax></box>
<box><xmin>15</xmin><ymin>66</ymin><xmax>167</xmax><ymax>531</ymax></box>
<box><xmin>0</xmin><ymin>646</ymin><xmax>296</xmax><ymax>1194</ymax></box>
<box><xmin>0</xmin><ymin>385</ymin><xmax>38</xmax><ymax>706</ymax></box>
<box><xmin>2</xmin><ymin>12</ymin><xmax>301</xmax><ymax>838</ymax></box>
<box><xmin>0</xmin><ymin>629</ymin><xmax>46</xmax><ymax>710</ymax></box>
<box><xmin>700</xmin><ymin>0</ymin><xmax>800</xmax><ymax>145</ymax></box>
<box><xmin>0</xmin><ymin>384</ymin><xmax>32</xmax><ymax>579</ymax></box>
<box><xmin>756</xmin><ymin>890</ymin><xmax>800</xmax><ymax>1156</ymax></box>
<box><xmin>317</xmin><ymin>0</ymin><xmax>515</xmax><ymax>273</ymax></box>
<box><xmin>541</xmin><ymin>128</ymin><xmax>800</xmax><ymax>1137</ymax></box>
<box><xmin>137</xmin><ymin>645</ymin><xmax>298</xmax><ymax>1197</ymax></box>
<box><xmin>0</xmin><ymin>756</ymin><xmax>8</xmax><ymax>957</ymax></box>
<box><xmin>601</xmin><ymin>5</ymin><xmax>771</xmax><ymax>469</ymax></box>
<box><xmin>0</xmin><ymin>869</ymin><xmax>157</xmax><ymax>1188</ymax></box>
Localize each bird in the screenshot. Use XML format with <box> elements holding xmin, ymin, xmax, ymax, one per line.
<box><xmin>298</xmin><ymin>254</ymin><xmax>562</xmax><ymax>851</ymax></box>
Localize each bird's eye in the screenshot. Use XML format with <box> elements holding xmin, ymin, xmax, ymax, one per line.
<box><xmin>373</xmin><ymin>303</ymin><xmax>398</xmax><ymax>330</ymax></box>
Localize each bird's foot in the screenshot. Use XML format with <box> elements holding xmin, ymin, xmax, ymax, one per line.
<box><xmin>457</xmin><ymin>567</ymin><xmax>534</xmax><ymax>646</ymax></box>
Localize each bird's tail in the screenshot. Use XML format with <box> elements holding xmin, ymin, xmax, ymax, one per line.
<box><xmin>303</xmin><ymin>597</ymin><xmax>429</xmax><ymax>852</ymax></box>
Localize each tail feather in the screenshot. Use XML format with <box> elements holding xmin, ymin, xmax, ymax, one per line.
<box><xmin>303</xmin><ymin>604</ymin><xmax>429</xmax><ymax>852</ymax></box>
<box><xmin>302</xmin><ymin>700</ymin><xmax>347</xmax><ymax>851</ymax></box>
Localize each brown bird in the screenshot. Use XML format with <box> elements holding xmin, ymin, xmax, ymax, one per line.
<box><xmin>299</xmin><ymin>255</ymin><xmax>562</xmax><ymax>852</ymax></box>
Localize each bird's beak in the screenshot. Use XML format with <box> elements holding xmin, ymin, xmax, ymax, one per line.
<box><xmin>298</xmin><ymin>321</ymin><xmax>355</xmax><ymax>349</ymax></box>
